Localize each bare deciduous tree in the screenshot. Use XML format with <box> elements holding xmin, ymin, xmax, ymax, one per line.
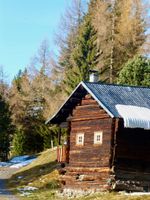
<box><xmin>91</xmin><ymin>0</ymin><xmax>149</xmax><ymax>82</ymax></box>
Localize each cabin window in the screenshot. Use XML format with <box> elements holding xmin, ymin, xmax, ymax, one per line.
<box><xmin>94</xmin><ymin>131</ymin><xmax>103</xmax><ymax>145</ymax></box>
<box><xmin>76</xmin><ymin>133</ymin><xmax>84</xmax><ymax>145</ymax></box>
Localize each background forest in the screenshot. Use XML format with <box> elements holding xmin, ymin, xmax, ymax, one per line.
<box><xmin>0</xmin><ymin>0</ymin><xmax>149</xmax><ymax>161</ymax></box>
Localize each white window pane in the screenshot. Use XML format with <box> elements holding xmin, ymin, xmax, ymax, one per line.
<box><xmin>94</xmin><ymin>131</ymin><xmax>103</xmax><ymax>144</ymax></box>
<box><xmin>76</xmin><ymin>133</ymin><xmax>84</xmax><ymax>145</ymax></box>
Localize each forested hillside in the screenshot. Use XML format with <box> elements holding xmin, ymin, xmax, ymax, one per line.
<box><xmin>0</xmin><ymin>0</ymin><xmax>149</xmax><ymax>159</ymax></box>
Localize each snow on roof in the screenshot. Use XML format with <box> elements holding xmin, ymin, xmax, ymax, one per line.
<box><xmin>116</xmin><ymin>105</ymin><xmax>150</xmax><ymax>130</ymax></box>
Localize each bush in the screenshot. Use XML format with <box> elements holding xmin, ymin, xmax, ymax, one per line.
<box><xmin>12</xmin><ymin>127</ymin><xmax>44</xmax><ymax>156</ymax></box>
<box><xmin>12</xmin><ymin>124</ymin><xmax>68</xmax><ymax>156</ymax></box>
<box><xmin>118</xmin><ymin>56</ymin><xmax>150</xmax><ymax>86</ymax></box>
<box><xmin>12</xmin><ymin>129</ymin><xmax>27</xmax><ymax>156</ymax></box>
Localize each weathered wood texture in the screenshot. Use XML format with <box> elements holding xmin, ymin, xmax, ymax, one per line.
<box><xmin>62</xmin><ymin>94</ymin><xmax>113</xmax><ymax>190</ymax></box>
<box><xmin>69</xmin><ymin>95</ymin><xmax>112</xmax><ymax>168</ymax></box>
<box><xmin>60</xmin><ymin>166</ymin><xmax>111</xmax><ymax>190</ymax></box>
<box><xmin>59</xmin><ymin>95</ymin><xmax>150</xmax><ymax>191</ymax></box>
<box><xmin>113</xmin><ymin>120</ymin><xmax>150</xmax><ymax>191</ymax></box>
<box><xmin>57</xmin><ymin>146</ymin><xmax>69</xmax><ymax>163</ymax></box>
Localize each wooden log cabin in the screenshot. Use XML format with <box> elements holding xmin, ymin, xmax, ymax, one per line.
<box><xmin>46</xmin><ymin>81</ymin><xmax>150</xmax><ymax>192</ymax></box>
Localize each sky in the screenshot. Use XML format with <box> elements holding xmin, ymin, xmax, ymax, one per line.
<box><xmin>0</xmin><ymin>0</ymin><xmax>70</xmax><ymax>82</ymax></box>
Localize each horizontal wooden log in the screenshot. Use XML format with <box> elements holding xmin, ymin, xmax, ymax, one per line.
<box><xmin>66</xmin><ymin>166</ymin><xmax>110</xmax><ymax>173</ymax></box>
<box><xmin>71</xmin><ymin>127</ymin><xmax>112</xmax><ymax>132</ymax></box>
<box><xmin>69</xmin><ymin>163</ymin><xmax>109</xmax><ymax>168</ymax></box>
<box><xmin>81</xmin><ymin>99</ymin><xmax>98</xmax><ymax>105</ymax></box>
<box><xmin>75</xmin><ymin>104</ymin><xmax>101</xmax><ymax>109</ymax></box>
<box><xmin>71</xmin><ymin>118</ymin><xmax>112</xmax><ymax>126</ymax></box>
<box><xmin>73</xmin><ymin>111</ymin><xmax>107</xmax><ymax>117</ymax></box>
<box><xmin>66</xmin><ymin>172</ymin><xmax>110</xmax><ymax>178</ymax></box>
<box><xmin>71</xmin><ymin>115</ymin><xmax>110</xmax><ymax>122</ymax></box>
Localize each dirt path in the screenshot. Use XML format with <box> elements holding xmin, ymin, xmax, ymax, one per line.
<box><xmin>0</xmin><ymin>167</ymin><xmax>20</xmax><ymax>200</ymax></box>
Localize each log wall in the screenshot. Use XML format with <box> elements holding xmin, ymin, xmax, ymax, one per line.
<box><xmin>62</xmin><ymin>94</ymin><xmax>113</xmax><ymax>190</ymax></box>
<box><xmin>114</xmin><ymin>120</ymin><xmax>150</xmax><ymax>191</ymax></box>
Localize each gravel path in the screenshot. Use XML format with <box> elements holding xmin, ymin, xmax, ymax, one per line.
<box><xmin>0</xmin><ymin>167</ymin><xmax>20</xmax><ymax>200</ymax></box>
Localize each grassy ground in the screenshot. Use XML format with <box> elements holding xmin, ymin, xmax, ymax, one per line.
<box><xmin>7</xmin><ymin>149</ymin><xmax>150</xmax><ymax>200</ymax></box>
<box><xmin>7</xmin><ymin>148</ymin><xmax>60</xmax><ymax>199</ymax></box>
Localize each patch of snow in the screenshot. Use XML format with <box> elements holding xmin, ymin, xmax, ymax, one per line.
<box><xmin>18</xmin><ymin>186</ymin><xmax>38</xmax><ymax>196</ymax></box>
<box><xmin>0</xmin><ymin>155</ymin><xmax>36</xmax><ymax>168</ymax></box>
<box><xmin>0</xmin><ymin>162</ymin><xmax>12</xmax><ymax>167</ymax></box>
<box><xmin>121</xmin><ymin>192</ymin><xmax>150</xmax><ymax>196</ymax></box>
<box><xmin>18</xmin><ymin>186</ymin><xmax>38</xmax><ymax>191</ymax></box>
<box><xmin>10</xmin><ymin>155</ymin><xmax>36</xmax><ymax>163</ymax></box>
<box><xmin>20</xmin><ymin>192</ymin><xmax>32</xmax><ymax>196</ymax></box>
<box><xmin>116</xmin><ymin>105</ymin><xmax>150</xmax><ymax>130</ymax></box>
<box><xmin>10</xmin><ymin>158</ymin><xmax>36</xmax><ymax>168</ymax></box>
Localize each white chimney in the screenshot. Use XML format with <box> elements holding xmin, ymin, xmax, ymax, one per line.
<box><xmin>89</xmin><ymin>70</ymin><xmax>99</xmax><ymax>82</ymax></box>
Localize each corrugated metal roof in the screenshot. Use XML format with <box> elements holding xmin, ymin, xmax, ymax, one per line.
<box><xmin>116</xmin><ymin>105</ymin><xmax>150</xmax><ymax>129</ymax></box>
<box><xmin>83</xmin><ymin>82</ymin><xmax>150</xmax><ymax>118</ymax></box>
<box><xmin>46</xmin><ymin>81</ymin><xmax>150</xmax><ymax>124</ymax></box>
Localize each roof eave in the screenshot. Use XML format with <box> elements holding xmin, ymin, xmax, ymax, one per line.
<box><xmin>46</xmin><ymin>81</ymin><xmax>115</xmax><ymax>124</ymax></box>
<box><xmin>45</xmin><ymin>82</ymin><xmax>84</xmax><ymax>124</ymax></box>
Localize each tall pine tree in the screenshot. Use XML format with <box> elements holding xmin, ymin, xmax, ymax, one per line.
<box><xmin>64</xmin><ymin>14</ymin><xmax>99</xmax><ymax>94</ymax></box>
<box><xmin>9</xmin><ymin>69</ymin><xmax>31</xmax><ymax>128</ymax></box>
<box><xmin>0</xmin><ymin>96</ymin><xmax>12</xmax><ymax>161</ymax></box>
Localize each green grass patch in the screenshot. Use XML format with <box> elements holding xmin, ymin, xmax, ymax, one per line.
<box><xmin>7</xmin><ymin>148</ymin><xmax>60</xmax><ymax>195</ymax></box>
<box><xmin>7</xmin><ymin>148</ymin><xmax>150</xmax><ymax>200</ymax></box>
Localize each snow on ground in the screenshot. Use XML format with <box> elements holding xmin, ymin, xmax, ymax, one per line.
<box><xmin>10</xmin><ymin>155</ymin><xmax>33</xmax><ymax>163</ymax></box>
<box><xmin>0</xmin><ymin>155</ymin><xmax>36</xmax><ymax>168</ymax></box>
<box><xmin>18</xmin><ymin>186</ymin><xmax>38</xmax><ymax>191</ymax></box>
<box><xmin>18</xmin><ymin>186</ymin><xmax>38</xmax><ymax>197</ymax></box>
<box><xmin>119</xmin><ymin>191</ymin><xmax>150</xmax><ymax>196</ymax></box>
<box><xmin>125</xmin><ymin>192</ymin><xmax>150</xmax><ymax>196</ymax></box>
<box><xmin>10</xmin><ymin>158</ymin><xmax>36</xmax><ymax>168</ymax></box>
<box><xmin>0</xmin><ymin>162</ymin><xmax>12</xmax><ymax>167</ymax></box>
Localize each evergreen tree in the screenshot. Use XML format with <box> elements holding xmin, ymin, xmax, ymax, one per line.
<box><xmin>64</xmin><ymin>14</ymin><xmax>99</xmax><ymax>94</ymax></box>
<box><xmin>30</xmin><ymin>66</ymin><xmax>53</xmax><ymax>120</ymax></box>
<box><xmin>118</xmin><ymin>56</ymin><xmax>150</xmax><ymax>86</ymax></box>
<box><xmin>0</xmin><ymin>66</ymin><xmax>9</xmax><ymax>99</ymax></box>
<box><xmin>0</xmin><ymin>96</ymin><xmax>12</xmax><ymax>161</ymax></box>
<box><xmin>9</xmin><ymin>69</ymin><xmax>31</xmax><ymax>128</ymax></box>
<box><xmin>12</xmin><ymin>129</ymin><xmax>27</xmax><ymax>156</ymax></box>
<box><xmin>56</xmin><ymin>0</ymin><xmax>89</xmax><ymax>94</ymax></box>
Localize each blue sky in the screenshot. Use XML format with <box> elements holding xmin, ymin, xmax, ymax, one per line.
<box><xmin>0</xmin><ymin>0</ymin><xmax>69</xmax><ymax>82</ymax></box>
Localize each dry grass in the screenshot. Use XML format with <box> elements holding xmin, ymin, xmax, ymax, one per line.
<box><xmin>17</xmin><ymin>191</ymin><xmax>150</xmax><ymax>200</ymax></box>
<box><xmin>7</xmin><ymin>148</ymin><xmax>60</xmax><ymax>197</ymax></box>
<box><xmin>7</xmin><ymin>149</ymin><xmax>150</xmax><ymax>200</ymax></box>
<box><xmin>75</xmin><ymin>193</ymin><xmax>150</xmax><ymax>200</ymax></box>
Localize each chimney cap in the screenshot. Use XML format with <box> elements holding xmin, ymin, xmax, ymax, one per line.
<box><xmin>89</xmin><ymin>69</ymin><xmax>98</xmax><ymax>74</ymax></box>
<box><xmin>89</xmin><ymin>70</ymin><xmax>99</xmax><ymax>82</ymax></box>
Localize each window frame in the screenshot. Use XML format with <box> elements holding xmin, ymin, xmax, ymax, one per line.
<box><xmin>76</xmin><ymin>133</ymin><xmax>84</xmax><ymax>146</ymax></box>
<box><xmin>94</xmin><ymin>131</ymin><xmax>103</xmax><ymax>145</ymax></box>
